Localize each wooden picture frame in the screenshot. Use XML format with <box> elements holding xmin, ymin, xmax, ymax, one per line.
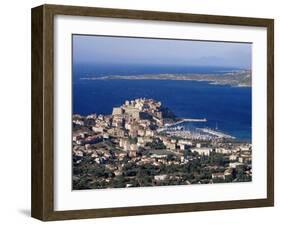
<box><xmin>31</xmin><ymin>4</ymin><xmax>274</xmax><ymax>221</ymax></box>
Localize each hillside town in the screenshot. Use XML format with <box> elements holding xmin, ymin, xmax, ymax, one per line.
<box><xmin>72</xmin><ymin>98</ymin><xmax>252</xmax><ymax>190</ymax></box>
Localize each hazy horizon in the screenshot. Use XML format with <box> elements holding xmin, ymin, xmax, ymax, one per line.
<box><xmin>73</xmin><ymin>35</ymin><xmax>252</xmax><ymax>69</ymax></box>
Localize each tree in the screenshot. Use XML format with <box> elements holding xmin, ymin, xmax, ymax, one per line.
<box><xmin>235</xmin><ymin>165</ymin><xmax>251</xmax><ymax>182</ymax></box>
<box><xmin>146</xmin><ymin>138</ymin><xmax>166</xmax><ymax>149</ymax></box>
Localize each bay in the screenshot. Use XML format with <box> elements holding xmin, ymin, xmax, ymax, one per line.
<box><xmin>73</xmin><ymin>78</ymin><xmax>251</xmax><ymax>141</ymax></box>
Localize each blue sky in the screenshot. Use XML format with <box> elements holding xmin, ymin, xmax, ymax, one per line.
<box><xmin>73</xmin><ymin>35</ymin><xmax>252</xmax><ymax>69</ymax></box>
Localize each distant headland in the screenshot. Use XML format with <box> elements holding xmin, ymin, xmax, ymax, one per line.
<box><xmin>81</xmin><ymin>70</ymin><xmax>251</xmax><ymax>87</ymax></box>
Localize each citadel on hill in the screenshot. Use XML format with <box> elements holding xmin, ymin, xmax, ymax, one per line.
<box><xmin>72</xmin><ymin>98</ymin><xmax>252</xmax><ymax>189</ymax></box>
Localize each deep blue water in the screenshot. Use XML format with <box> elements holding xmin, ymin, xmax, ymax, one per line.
<box><xmin>73</xmin><ymin>64</ymin><xmax>252</xmax><ymax>141</ymax></box>
<box><xmin>73</xmin><ymin>63</ymin><xmax>241</xmax><ymax>78</ymax></box>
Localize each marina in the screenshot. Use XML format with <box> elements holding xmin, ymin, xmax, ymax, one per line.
<box><xmin>159</xmin><ymin>118</ymin><xmax>236</xmax><ymax>140</ymax></box>
<box><xmin>71</xmin><ymin>33</ymin><xmax>252</xmax><ymax>191</ymax></box>
<box><xmin>197</xmin><ymin>128</ymin><xmax>236</xmax><ymax>139</ymax></box>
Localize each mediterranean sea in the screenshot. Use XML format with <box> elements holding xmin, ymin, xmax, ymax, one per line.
<box><xmin>73</xmin><ymin>64</ymin><xmax>252</xmax><ymax>141</ymax></box>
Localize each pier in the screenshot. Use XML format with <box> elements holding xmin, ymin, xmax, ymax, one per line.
<box><xmin>164</xmin><ymin>118</ymin><xmax>207</xmax><ymax>127</ymax></box>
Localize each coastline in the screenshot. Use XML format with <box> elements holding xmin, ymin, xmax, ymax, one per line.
<box><xmin>72</xmin><ymin>98</ymin><xmax>252</xmax><ymax>190</ymax></box>
<box><xmin>80</xmin><ymin>71</ymin><xmax>252</xmax><ymax>87</ymax></box>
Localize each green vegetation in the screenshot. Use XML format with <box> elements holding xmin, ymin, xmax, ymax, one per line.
<box><xmin>145</xmin><ymin>138</ymin><xmax>166</xmax><ymax>149</ymax></box>
<box><xmin>72</xmin><ymin>149</ymin><xmax>251</xmax><ymax>189</ymax></box>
